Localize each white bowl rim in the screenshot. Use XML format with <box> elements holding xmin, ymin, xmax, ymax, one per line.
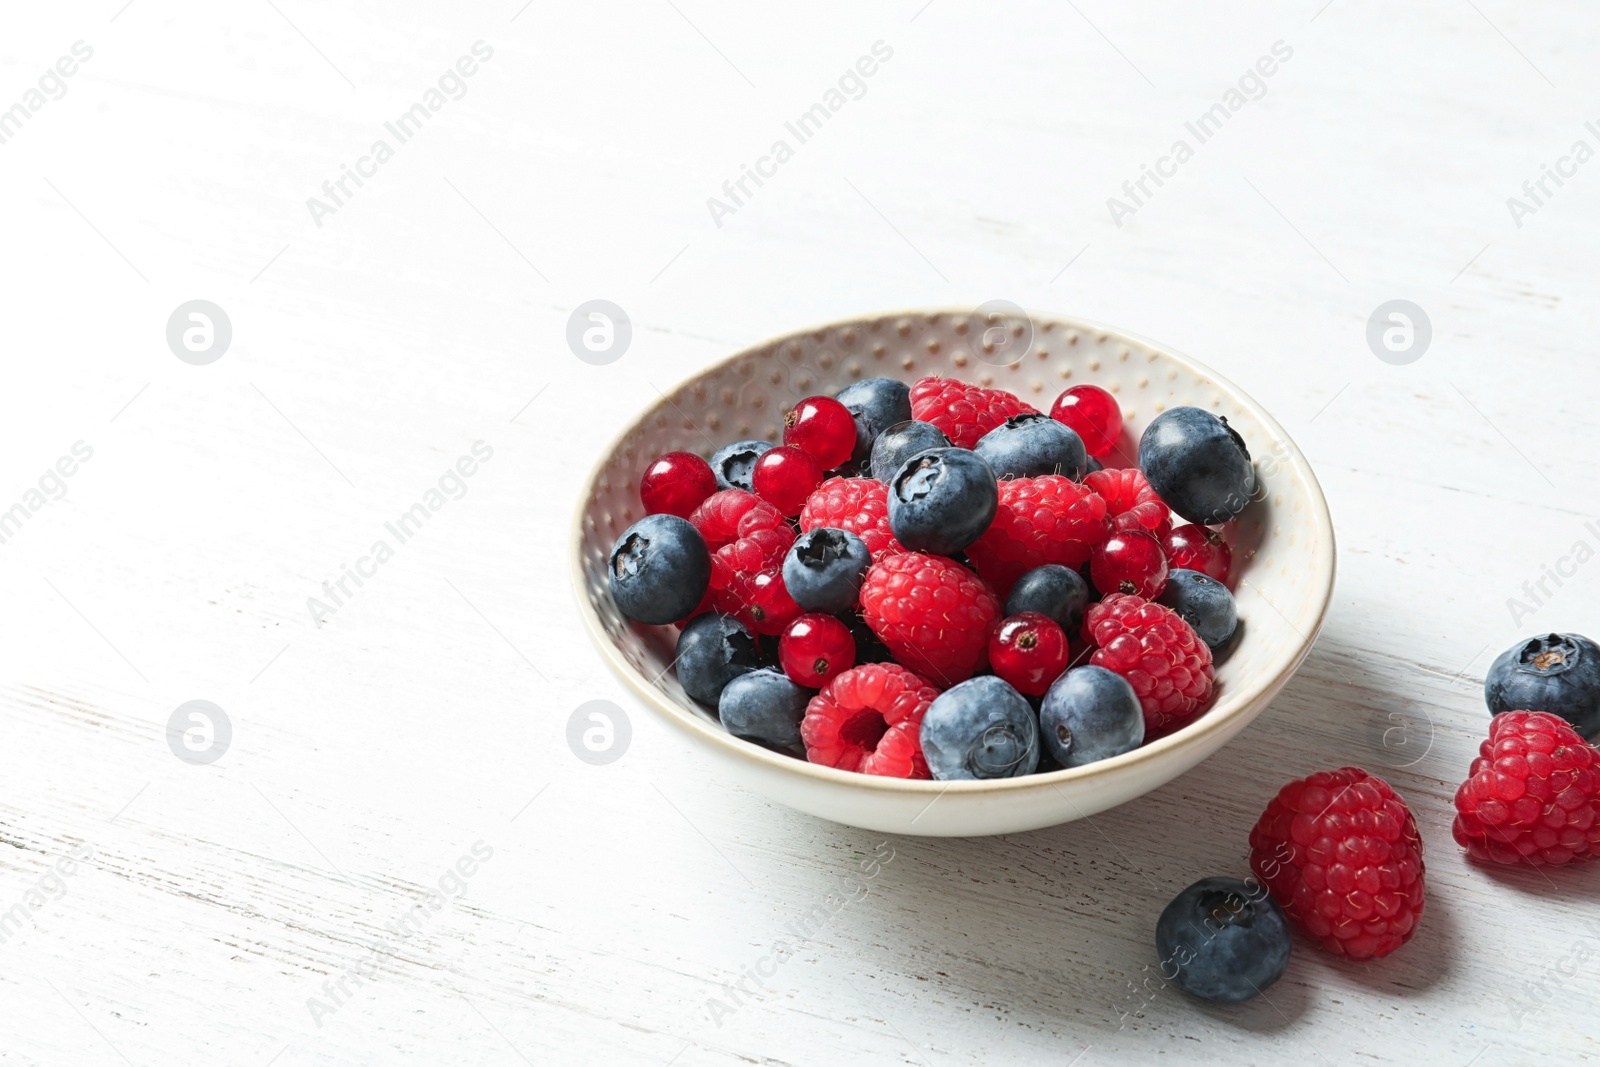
<box><xmin>570</xmin><ymin>307</ymin><xmax>1337</xmax><ymax>796</ymax></box>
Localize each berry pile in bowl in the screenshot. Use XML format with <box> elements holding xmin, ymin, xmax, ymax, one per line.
<box><xmin>571</xmin><ymin>309</ymin><xmax>1335</xmax><ymax>836</ymax></box>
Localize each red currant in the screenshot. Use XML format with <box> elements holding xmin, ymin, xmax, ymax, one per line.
<box><xmin>1090</xmin><ymin>528</ymin><xmax>1168</xmax><ymax>599</ymax></box>
<box><xmin>752</xmin><ymin>445</ymin><xmax>824</xmax><ymax>516</ymax></box>
<box><xmin>784</xmin><ymin>395</ymin><xmax>857</xmax><ymax>470</ymax></box>
<box><xmin>988</xmin><ymin>612</ymin><xmax>1070</xmax><ymax>696</ymax></box>
<box><xmin>640</xmin><ymin>451</ymin><xmax>717</xmax><ymax>518</ymax></box>
<box><xmin>1050</xmin><ymin>384</ymin><xmax>1122</xmax><ymax>459</ymax></box>
<box><xmin>739</xmin><ymin>569</ymin><xmax>802</xmax><ymax>636</ymax></box>
<box><xmin>779</xmin><ymin>613</ymin><xmax>856</xmax><ymax>687</ymax></box>
<box><xmin>1163</xmin><ymin>523</ymin><xmax>1233</xmax><ymax>585</ymax></box>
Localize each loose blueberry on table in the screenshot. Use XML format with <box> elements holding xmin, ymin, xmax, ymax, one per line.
<box><xmin>1155</xmin><ymin>877</ymin><xmax>1291</xmax><ymax>1003</ymax></box>
<box><xmin>1483</xmin><ymin>632</ymin><xmax>1600</xmax><ymax>740</ymax></box>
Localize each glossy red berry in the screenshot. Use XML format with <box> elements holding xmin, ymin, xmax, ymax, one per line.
<box><xmin>1090</xmin><ymin>529</ymin><xmax>1168</xmax><ymax>599</ymax></box>
<box><xmin>752</xmin><ymin>445</ymin><xmax>824</xmax><ymax>516</ymax></box>
<box><xmin>740</xmin><ymin>569</ymin><xmax>803</xmax><ymax>636</ymax></box>
<box><xmin>1050</xmin><ymin>384</ymin><xmax>1122</xmax><ymax>459</ymax></box>
<box><xmin>779</xmin><ymin>613</ymin><xmax>857</xmax><ymax>687</ymax></box>
<box><xmin>1163</xmin><ymin>524</ymin><xmax>1233</xmax><ymax>585</ymax></box>
<box><xmin>640</xmin><ymin>451</ymin><xmax>717</xmax><ymax>518</ymax></box>
<box><xmin>784</xmin><ymin>396</ymin><xmax>857</xmax><ymax>470</ymax></box>
<box><xmin>988</xmin><ymin>612</ymin><xmax>1070</xmax><ymax>696</ymax></box>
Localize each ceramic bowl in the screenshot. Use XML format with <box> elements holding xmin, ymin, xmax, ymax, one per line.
<box><xmin>572</xmin><ymin>308</ymin><xmax>1335</xmax><ymax>836</ymax></box>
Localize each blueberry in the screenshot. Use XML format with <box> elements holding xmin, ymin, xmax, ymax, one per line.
<box><xmin>975</xmin><ymin>413</ymin><xmax>1087</xmax><ymax>480</ymax></box>
<box><xmin>1157</xmin><ymin>569</ymin><xmax>1238</xmax><ymax>650</ymax></box>
<box><xmin>888</xmin><ymin>447</ymin><xmax>998</xmax><ymax>555</ymax></box>
<box><xmin>1006</xmin><ymin>564</ymin><xmax>1091</xmax><ymax>633</ymax></box>
<box><xmin>1485</xmin><ymin>633</ymin><xmax>1600</xmax><ymax>740</ymax></box>
<box><xmin>710</xmin><ymin>439</ymin><xmax>776</xmax><ymax>491</ymax></box>
<box><xmin>782</xmin><ymin>528</ymin><xmax>871</xmax><ymax>613</ymax></box>
<box><xmin>844</xmin><ymin>613</ymin><xmax>895</xmax><ymax>665</ymax></box>
<box><xmin>675</xmin><ymin>613</ymin><xmax>761</xmax><ymax>706</ymax></box>
<box><xmin>1138</xmin><ymin>407</ymin><xmax>1256</xmax><ymax>525</ymax></box>
<box><xmin>836</xmin><ymin>377</ymin><xmax>912</xmax><ymax>466</ymax></box>
<box><xmin>607</xmin><ymin>514</ymin><xmax>711</xmax><ymax>625</ymax></box>
<box><xmin>719</xmin><ymin>668</ymin><xmax>810</xmax><ymax>752</ymax></box>
<box><xmin>869</xmin><ymin>420</ymin><xmax>951</xmax><ymax>483</ymax></box>
<box><xmin>1085</xmin><ymin>455</ymin><xmax>1104</xmax><ymax>475</ymax></box>
<box><xmin>1040</xmin><ymin>665</ymin><xmax>1144</xmax><ymax>767</ymax></box>
<box><xmin>920</xmin><ymin>676</ymin><xmax>1040</xmax><ymax>780</ymax></box>
<box><xmin>1155</xmin><ymin>877</ymin><xmax>1290</xmax><ymax>1003</ymax></box>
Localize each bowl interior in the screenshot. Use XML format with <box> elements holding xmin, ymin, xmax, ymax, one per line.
<box><xmin>573</xmin><ymin>308</ymin><xmax>1332</xmax><ymax>796</ymax></box>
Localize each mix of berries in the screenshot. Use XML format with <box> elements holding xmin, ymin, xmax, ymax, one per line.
<box><xmin>608</xmin><ymin>375</ymin><xmax>1250</xmax><ymax>783</ymax></box>
<box><xmin>606</xmin><ymin>369</ymin><xmax>1600</xmax><ymax>1011</ymax></box>
<box><xmin>1160</xmin><ymin>630</ymin><xmax>1600</xmax><ymax>1006</ymax></box>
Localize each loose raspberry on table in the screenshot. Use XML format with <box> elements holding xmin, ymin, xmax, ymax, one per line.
<box><xmin>1452</xmin><ymin>710</ymin><xmax>1600</xmax><ymax>867</ymax></box>
<box><xmin>801</xmin><ymin>662</ymin><xmax>939</xmax><ymax>777</ymax></box>
<box><xmin>689</xmin><ymin>489</ymin><xmax>796</xmax><ymax>621</ymax></box>
<box><xmin>965</xmin><ymin>475</ymin><xmax>1111</xmax><ymax>596</ymax></box>
<box><xmin>910</xmin><ymin>377</ymin><xmax>1039</xmax><ymax>450</ymax></box>
<box><xmin>799</xmin><ymin>477</ymin><xmax>905</xmax><ymax>558</ymax></box>
<box><xmin>1085</xmin><ymin>467</ymin><xmax>1171</xmax><ymax>538</ymax></box>
<box><xmin>859</xmin><ymin>552</ymin><xmax>1001</xmax><ymax>687</ymax></box>
<box><xmin>1249</xmin><ymin>767</ymin><xmax>1426</xmax><ymax>960</ymax></box>
<box><xmin>1084</xmin><ymin>593</ymin><xmax>1213</xmax><ymax>736</ymax></box>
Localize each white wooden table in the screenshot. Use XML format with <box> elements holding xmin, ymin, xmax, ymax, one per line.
<box><xmin>3</xmin><ymin>1</ymin><xmax>1598</xmax><ymax>1063</ymax></box>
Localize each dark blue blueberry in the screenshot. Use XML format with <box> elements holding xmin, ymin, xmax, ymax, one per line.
<box><xmin>710</xmin><ymin>439</ymin><xmax>776</xmax><ymax>491</ymax></box>
<box><xmin>1040</xmin><ymin>665</ymin><xmax>1144</xmax><ymax>768</ymax></box>
<box><xmin>869</xmin><ymin>420</ymin><xmax>951</xmax><ymax>483</ymax></box>
<box><xmin>719</xmin><ymin>668</ymin><xmax>810</xmax><ymax>753</ymax></box>
<box><xmin>675</xmin><ymin>613</ymin><xmax>761</xmax><ymax>706</ymax></box>
<box><xmin>887</xmin><ymin>447</ymin><xmax>998</xmax><ymax>555</ymax></box>
<box><xmin>1155</xmin><ymin>877</ymin><xmax>1291</xmax><ymax>1003</ymax></box>
<box><xmin>1138</xmin><ymin>407</ymin><xmax>1256</xmax><ymax>525</ymax></box>
<box><xmin>844</xmin><ymin>613</ymin><xmax>895</xmax><ymax>665</ymax></box>
<box><xmin>1485</xmin><ymin>633</ymin><xmax>1600</xmax><ymax>740</ymax></box>
<box><xmin>974</xmin><ymin>413</ymin><xmax>1087</xmax><ymax>480</ymax></box>
<box><xmin>1006</xmin><ymin>564</ymin><xmax>1091</xmax><ymax>633</ymax></box>
<box><xmin>782</xmin><ymin>528</ymin><xmax>871</xmax><ymax>613</ymax></box>
<box><xmin>1157</xmin><ymin>569</ymin><xmax>1238</xmax><ymax>650</ymax></box>
<box><xmin>1085</xmin><ymin>455</ymin><xmax>1104</xmax><ymax>474</ymax></box>
<box><xmin>836</xmin><ymin>377</ymin><xmax>912</xmax><ymax>466</ymax></box>
<box><xmin>920</xmin><ymin>676</ymin><xmax>1040</xmax><ymax>780</ymax></box>
<box><xmin>607</xmin><ymin>514</ymin><xmax>710</xmax><ymax>625</ymax></box>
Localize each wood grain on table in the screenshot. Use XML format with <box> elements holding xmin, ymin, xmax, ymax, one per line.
<box><xmin>2</xmin><ymin>1</ymin><xmax>1598</xmax><ymax>1063</ymax></box>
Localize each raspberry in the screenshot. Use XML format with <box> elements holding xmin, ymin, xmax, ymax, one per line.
<box><xmin>801</xmin><ymin>662</ymin><xmax>939</xmax><ymax>777</ymax></box>
<box><xmin>910</xmin><ymin>376</ymin><xmax>1039</xmax><ymax>450</ymax></box>
<box><xmin>799</xmin><ymin>477</ymin><xmax>905</xmax><ymax>558</ymax></box>
<box><xmin>1084</xmin><ymin>467</ymin><xmax>1170</xmax><ymax>537</ymax></box>
<box><xmin>689</xmin><ymin>490</ymin><xmax>795</xmax><ymax>622</ymax></box>
<box><xmin>965</xmin><ymin>475</ymin><xmax>1111</xmax><ymax>595</ymax></box>
<box><xmin>690</xmin><ymin>489</ymin><xmax>790</xmax><ymax>557</ymax></box>
<box><xmin>1452</xmin><ymin>711</ymin><xmax>1600</xmax><ymax>866</ymax></box>
<box><xmin>859</xmin><ymin>552</ymin><xmax>1001</xmax><ymax>686</ymax></box>
<box><xmin>1249</xmin><ymin>767</ymin><xmax>1426</xmax><ymax>960</ymax></box>
<box><xmin>1084</xmin><ymin>593</ymin><xmax>1213</xmax><ymax>736</ymax></box>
